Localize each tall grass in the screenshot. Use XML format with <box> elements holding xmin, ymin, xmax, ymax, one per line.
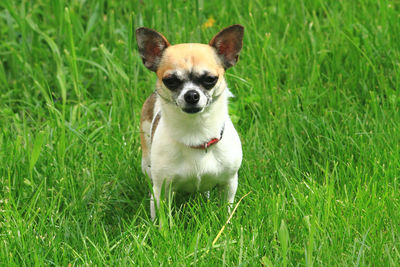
<box><xmin>0</xmin><ymin>0</ymin><xmax>399</xmax><ymax>265</ymax></box>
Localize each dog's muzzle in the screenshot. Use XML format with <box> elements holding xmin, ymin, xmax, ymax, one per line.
<box><xmin>184</xmin><ymin>90</ymin><xmax>200</xmax><ymax>104</ymax></box>
<box><xmin>182</xmin><ymin>90</ymin><xmax>202</xmax><ymax>113</ymax></box>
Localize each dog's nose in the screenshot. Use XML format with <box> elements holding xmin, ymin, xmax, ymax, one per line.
<box><xmin>184</xmin><ymin>90</ymin><xmax>200</xmax><ymax>104</ymax></box>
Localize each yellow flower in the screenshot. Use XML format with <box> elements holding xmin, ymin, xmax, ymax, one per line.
<box><xmin>202</xmin><ymin>17</ymin><xmax>216</xmax><ymax>29</ymax></box>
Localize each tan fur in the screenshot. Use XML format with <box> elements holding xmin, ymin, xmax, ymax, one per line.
<box><xmin>156</xmin><ymin>44</ymin><xmax>225</xmax><ymax>79</ymax></box>
<box><xmin>140</xmin><ymin>92</ymin><xmax>156</xmax><ymax>159</ymax></box>
<box><xmin>151</xmin><ymin>113</ymin><xmax>161</xmax><ymax>142</ymax></box>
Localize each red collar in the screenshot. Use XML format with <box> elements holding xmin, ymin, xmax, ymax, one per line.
<box><xmin>190</xmin><ymin>124</ymin><xmax>225</xmax><ymax>151</ymax></box>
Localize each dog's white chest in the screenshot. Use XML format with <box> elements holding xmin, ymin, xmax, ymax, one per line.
<box><xmin>150</xmin><ymin>120</ymin><xmax>242</xmax><ymax>193</ymax></box>
<box><xmin>170</xmin><ymin>150</ymin><xmax>230</xmax><ymax>192</ymax></box>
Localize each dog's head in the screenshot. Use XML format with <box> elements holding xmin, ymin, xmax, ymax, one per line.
<box><xmin>136</xmin><ymin>25</ymin><xmax>244</xmax><ymax>114</ymax></box>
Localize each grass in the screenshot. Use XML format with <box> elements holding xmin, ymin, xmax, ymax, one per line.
<box><xmin>1</xmin><ymin>0</ymin><xmax>399</xmax><ymax>265</ymax></box>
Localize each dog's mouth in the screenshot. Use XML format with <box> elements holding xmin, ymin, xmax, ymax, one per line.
<box><xmin>182</xmin><ymin>106</ymin><xmax>203</xmax><ymax>114</ymax></box>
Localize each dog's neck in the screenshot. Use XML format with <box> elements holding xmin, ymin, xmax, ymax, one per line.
<box><xmin>160</xmin><ymin>90</ymin><xmax>228</xmax><ymax>147</ymax></box>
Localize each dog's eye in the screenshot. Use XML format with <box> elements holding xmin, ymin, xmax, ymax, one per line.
<box><xmin>162</xmin><ymin>76</ymin><xmax>182</xmax><ymax>90</ymax></box>
<box><xmin>201</xmin><ymin>75</ymin><xmax>218</xmax><ymax>89</ymax></box>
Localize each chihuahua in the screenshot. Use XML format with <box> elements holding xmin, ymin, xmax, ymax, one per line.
<box><xmin>136</xmin><ymin>25</ymin><xmax>244</xmax><ymax>220</ymax></box>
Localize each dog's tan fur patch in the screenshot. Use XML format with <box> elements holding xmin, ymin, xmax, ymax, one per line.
<box><xmin>156</xmin><ymin>43</ymin><xmax>225</xmax><ymax>79</ymax></box>
<box><xmin>140</xmin><ymin>92</ymin><xmax>156</xmax><ymax>159</ymax></box>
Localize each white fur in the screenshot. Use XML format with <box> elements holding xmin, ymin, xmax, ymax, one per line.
<box><xmin>147</xmin><ymin>88</ymin><xmax>242</xmax><ymax>220</ymax></box>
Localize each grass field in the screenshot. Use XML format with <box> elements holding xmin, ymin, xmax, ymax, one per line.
<box><xmin>1</xmin><ymin>0</ymin><xmax>400</xmax><ymax>265</ymax></box>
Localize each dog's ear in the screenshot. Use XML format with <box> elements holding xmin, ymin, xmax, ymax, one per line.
<box><xmin>209</xmin><ymin>24</ymin><xmax>244</xmax><ymax>69</ymax></box>
<box><xmin>136</xmin><ymin>27</ymin><xmax>170</xmax><ymax>72</ymax></box>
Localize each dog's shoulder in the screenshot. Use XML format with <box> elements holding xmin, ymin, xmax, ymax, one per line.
<box><xmin>140</xmin><ymin>92</ymin><xmax>157</xmax><ymax>160</ymax></box>
<box><xmin>141</xmin><ymin>92</ymin><xmax>157</xmax><ymax>123</ymax></box>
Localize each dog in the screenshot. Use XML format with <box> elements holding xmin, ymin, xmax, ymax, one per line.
<box><xmin>136</xmin><ymin>24</ymin><xmax>244</xmax><ymax>220</ymax></box>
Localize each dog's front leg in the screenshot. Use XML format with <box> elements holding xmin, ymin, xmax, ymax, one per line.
<box><xmin>150</xmin><ymin>184</ymin><xmax>161</xmax><ymax>221</ymax></box>
<box><xmin>222</xmin><ymin>173</ymin><xmax>238</xmax><ymax>213</ymax></box>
